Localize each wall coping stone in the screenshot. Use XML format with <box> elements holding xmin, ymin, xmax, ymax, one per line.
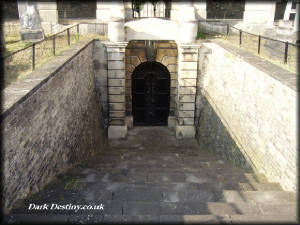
<box><xmin>104</xmin><ymin>41</ymin><xmax>128</xmax><ymax>47</ymax></box>
<box><xmin>212</xmin><ymin>40</ymin><xmax>298</xmax><ymax>92</ymax></box>
<box><xmin>1</xmin><ymin>39</ymin><xmax>95</xmax><ymax>119</ymax></box>
<box><xmin>178</xmin><ymin>43</ymin><xmax>202</xmax><ymax>48</ymax></box>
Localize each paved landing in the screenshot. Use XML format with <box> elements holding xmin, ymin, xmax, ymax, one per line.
<box><xmin>5</xmin><ymin>127</ymin><xmax>297</xmax><ymax>224</ymax></box>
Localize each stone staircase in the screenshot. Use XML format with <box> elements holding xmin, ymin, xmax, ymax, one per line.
<box><xmin>5</xmin><ymin>127</ymin><xmax>297</xmax><ymax>224</ymax></box>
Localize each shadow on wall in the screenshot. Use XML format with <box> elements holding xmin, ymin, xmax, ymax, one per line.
<box><xmin>195</xmin><ymin>91</ymin><xmax>253</xmax><ymax>170</ymax></box>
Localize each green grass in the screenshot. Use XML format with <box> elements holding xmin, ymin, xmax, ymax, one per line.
<box><xmin>218</xmin><ymin>38</ymin><xmax>298</xmax><ymax>73</ymax></box>
<box><xmin>5</xmin><ymin>39</ymin><xmax>32</xmax><ymax>55</ymax></box>
<box><xmin>196</xmin><ymin>29</ymin><xmax>207</xmax><ymax>40</ymax></box>
<box><xmin>3</xmin><ymin>33</ymin><xmax>106</xmax><ymax>89</ymax></box>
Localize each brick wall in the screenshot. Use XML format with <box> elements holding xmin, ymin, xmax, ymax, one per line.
<box><xmin>196</xmin><ymin>42</ymin><xmax>297</xmax><ymax>192</ymax></box>
<box><xmin>2</xmin><ymin>41</ymin><xmax>107</xmax><ymax>213</ymax></box>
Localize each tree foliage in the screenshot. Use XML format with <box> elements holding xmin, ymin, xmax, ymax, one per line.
<box><xmin>132</xmin><ymin>0</ymin><xmax>160</xmax><ymax>17</ymax></box>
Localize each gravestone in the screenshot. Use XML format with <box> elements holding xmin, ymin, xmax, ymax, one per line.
<box><xmin>17</xmin><ymin>1</ymin><xmax>44</xmax><ymax>42</ymax></box>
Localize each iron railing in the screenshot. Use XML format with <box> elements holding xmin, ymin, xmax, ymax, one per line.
<box><xmin>132</xmin><ymin>1</ymin><xmax>171</xmax><ymax>19</ymax></box>
<box><xmin>198</xmin><ymin>20</ymin><xmax>299</xmax><ymax>72</ymax></box>
<box><xmin>3</xmin><ymin>23</ymin><xmax>108</xmax><ymax>88</ymax></box>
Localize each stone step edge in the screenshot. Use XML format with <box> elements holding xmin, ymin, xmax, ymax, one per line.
<box><xmin>73</xmin><ymin>180</ymin><xmax>279</xmax><ymax>192</ymax></box>
<box><xmin>4</xmin><ymin>214</ymin><xmax>298</xmax><ymax>224</ymax></box>
<box><xmin>73</xmin><ymin>179</ymin><xmax>281</xmax><ymax>187</ymax></box>
<box><xmin>74</xmin><ymin>181</ymin><xmax>292</xmax><ymax>194</ymax></box>
<box><xmin>238</xmin><ymin>182</ymin><xmax>282</xmax><ymax>191</ymax></box>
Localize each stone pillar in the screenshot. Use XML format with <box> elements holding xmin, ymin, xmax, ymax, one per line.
<box><xmin>176</xmin><ymin>6</ymin><xmax>198</xmax><ymax>43</ymax></box>
<box><xmin>36</xmin><ymin>0</ymin><xmax>58</xmax><ymax>34</ymax></box>
<box><xmin>193</xmin><ymin>1</ymin><xmax>207</xmax><ymax>20</ymax></box>
<box><xmin>243</xmin><ymin>1</ymin><xmax>276</xmax><ymax>26</ymax></box>
<box><xmin>176</xmin><ymin>43</ymin><xmax>200</xmax><ymax>139</ymax></box>
<box><xmin>106</xmin><ymin>42</ymin><xmax>128</xmax><ymax>139</ymax></box>
<box><xmin>294</xmin><ymin>2</ymin><xmax>299</xmax><ymax>32</ymax></box>
<box><xmin>96</xmin><ymin>1</ymin><xmax>125</xmax><ymax>22</ymax></box>
<box><xmin>170</xmin><ymin>1</ymin><xmax>193</xmax><ymax>22</ymax></box>
<box><xmin>108</xmin><ymin>19</ymin><xmax>125</xmax><ymax>42</ymax></box>
<box><xmin>97</xmin><ymin>1</ymin><xmax>125</xmax><ymax>42</ymax></box>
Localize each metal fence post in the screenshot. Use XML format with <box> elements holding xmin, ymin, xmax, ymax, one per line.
<box><xmin>67</xmin><ymin>28</ymin><xmax>70</xmax><ymax>46</ymax></box>
<box><xmin>258</xmin><ymin>35</ymin><xmax>261</xmax><ymax>55</ymax></box>
<box><xmin>32</xmin><ymin>43</ymin><xmax>35</xmax><ymax>70</ymax></box>
<box><xmin>239</xmin><ymin>30</ymin><xmax>242</xmax><ymax>46</ymax></box>
<box><xmin>53</xmin><ymin>35</ymin><xmax>56</xmax><ymax>55</ymax></box>
<box><xmin>284</xmin><ymin>41</ymin><xmax>288</xmax><ymax>64</ymax></box>
<box><xmin>226</xmin><ymin>24</ymin><xmax>229</xmax><ymax>36</ymax></box>
<box><xmin>77</xmin><ymin>24</ymin><xmax>79</xmax><ymax>40</ymax></box>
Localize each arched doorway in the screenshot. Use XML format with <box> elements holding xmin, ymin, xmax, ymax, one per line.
<box><xmin>132</xmin><ymin>61</ymin><xmax>170</xmax><ymax>126</ymax></box>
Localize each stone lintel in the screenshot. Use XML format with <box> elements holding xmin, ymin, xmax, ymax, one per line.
<box><xmin>105</xmin><ymin>42</ymin><xmax>128</xmax><ymax>49</ymax></box>
<box><xmin>178</xmin><ymin>43</ymin><xmax>202</xmax><ymax>50</ymax></box>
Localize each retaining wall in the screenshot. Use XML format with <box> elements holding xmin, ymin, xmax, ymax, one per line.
<box><xmin>2</xmin><ymin>40</ymin><xmax>107</xmax><ymax>213</ymax></box>
<box><xmin>196</xmin><ymin>41</ymin><xmax>297</xmax><ymax>192</ymax></box>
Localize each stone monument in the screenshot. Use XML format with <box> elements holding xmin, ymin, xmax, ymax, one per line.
<box><xmin>18</xmin><ymin>1</ymin><xmax>44</xmax><ymax>42</ymax></box>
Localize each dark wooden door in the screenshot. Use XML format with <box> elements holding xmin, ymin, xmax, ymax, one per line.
<box><xmin>132</xmin><ymin>62</ymin><xmax>170</xmax><ymax>126</ymax></box>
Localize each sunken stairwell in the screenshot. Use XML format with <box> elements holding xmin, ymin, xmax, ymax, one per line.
<box><xmin>5</xmin><ymin>127</ymin><xmax>297</xmax><ymax>224</ymax></box>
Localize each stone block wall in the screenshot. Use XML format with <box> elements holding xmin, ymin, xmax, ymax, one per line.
<box><xmin>196</xmin><ymin>41</ymin><xmax>297</xmax><ymax>191</ymax></box>
<box><xmin>176</xmin><ymin>43</ymin><xmax>201</xmax><ymax>138</ymax></box>
<box><xmin>93</xmin><ymin>40</ymin><xmax>108</xmax><ymax>131</ymax></box>
<box><xmin>106</xmin><ymin>42</ymin><xmax>127</xmax><ymax>125</ymax></box>
<box><xmin>105</xmin><ymin>42</ymin><xmax>128</xmax><ymax>139</ymax></box>
<box><xmin>2</xmin><ymin>41</ymin><xmax>107</xmax><ymax>213</ymax></box>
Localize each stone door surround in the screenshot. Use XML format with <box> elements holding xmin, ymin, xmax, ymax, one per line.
<box><xmin>105</xmin><ymin>40</ymin><xmax>201</xmax><ymax>139</ymax></box>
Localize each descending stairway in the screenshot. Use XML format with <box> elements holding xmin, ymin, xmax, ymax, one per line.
<box><xmin>5</xmin><ymin>127</ymin><xmax>297</xmax><ymax>224</ymax></box>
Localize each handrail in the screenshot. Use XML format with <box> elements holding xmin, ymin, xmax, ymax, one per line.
<box><xmin>3</xmin><ymin>23</ymin><xmax>79</xmax><ymax>58</ymax></box>
<box><xmin>199</xmin><ymin>20</ymin><xmax>300</xmax><ymax>47</ymax></box>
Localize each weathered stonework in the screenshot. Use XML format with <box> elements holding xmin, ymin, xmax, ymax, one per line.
<box><xmin>105</xmin><ymin>42</ymin><xmax>128</xmax><ymax>138</ymax></box>
<box><xmin>124</xmin><ymin>41</ymin><xmax>178</xmax><ymax>128</ymax></box>
<box><xmin>2</xmin><ymin>40</ymin><xmax>107</xmax><ymax>213</ymax></box>
<box><xmin>176</xmin><ymin>43</ymin><xmax>201</xmax><ymax>139</ymax></box>
<box><xmin>93</xmin><ymin>40</ymin><xmax>108</xmax><ymax>131</ymax></box>
<box><xmin>195</xmin><ymin>41</ymin><xmax>297</xmax><ymax>192</ymax></box>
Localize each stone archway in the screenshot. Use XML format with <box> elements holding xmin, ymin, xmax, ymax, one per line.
<box><xmin>125</xmin><ymin>40</ymin><xmax>178</xmax><ymax>128</ymax></box>
<box><xmin>106</xmin><ymin>40</ymin><xmax>201</xmax><ymax>139</ymax></box>
<box><xmin>132</xmin><ymin>61</ymin><xmax>170</xmax><ymax>126</ymax></box>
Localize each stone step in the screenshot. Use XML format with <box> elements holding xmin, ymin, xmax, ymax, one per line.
<box><xmin>97</xmin><ymin>149</ymin><xmax>218</xmax><ymax>159</ymax></box>
<box><xmin>62</xmin><ymin>168</ymin><xmax>265</xmax><ymax>191</ymax></box>
<box><xmin>217</xmin><ymin>190</ymin><xmax>297</xmax><ymax>203</ymax></box>
<box><xmin>161</xmin><ymin>202</ymin><xmax>297</xmax><ymax>217</ymax></box>
<box><xmin>244</xmin><ymin>173</ymin><xmax>269</xmax><ymax>183</ymax></box>
<box><xmin>239</xmin><ymin>182</ymin><xmax>282</xmax><ymax>191</ymax></box>
<box><xmin>6</xmin><ymin>203</ymin><xmax>297</xmax><ymax>223</ymax></box>
<box><xmin>160</xmin><ymin>214</ymin><xmax>297</xmax><ymax>224</ymax></box>
<box><xmin>84</xmin><ymin>181</ymin><xmax>225</xmax><ymax>192</ymax></box>
<box><xmin>5</xmin><ymin>214</ymin><xmax>297</xmax><ymax>224</ymax></box>
<box><xmin>160</xmin><ymin>202</ymin><xmax>260</xmax><ymax>215</ymax></box>
<box><xmin>68</xmin><ymin>165</ymin><xmax>254</xmax><ymax>177</ymax></box>
<box><xmin>79</xmin><ymin>184</ymin><xmax>297</xmax><ymax>205</ymax></box>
